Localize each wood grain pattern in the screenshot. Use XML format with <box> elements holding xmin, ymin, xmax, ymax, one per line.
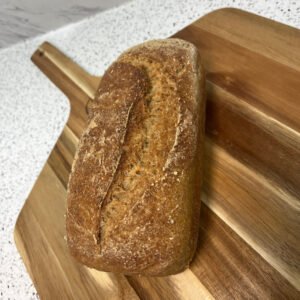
<box><xmin>15</xmin><ymin>164</ymin><xmax>139</xmax><ymax>300</ymax></box>
<box><xmin>14</xmin><ymin>8</ymin><xmax>300</xmax><ymax>299</ymax></box>
<box><xmin>174</xmin><ymin>9</ymin><xmax>300</xmax><ymax>289</ymax></box>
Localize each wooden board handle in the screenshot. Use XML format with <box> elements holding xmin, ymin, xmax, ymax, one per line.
<box><xmin>31</xmin><ymin>42</ymin><xmax>99</xmax><ymax>100</ymax></box>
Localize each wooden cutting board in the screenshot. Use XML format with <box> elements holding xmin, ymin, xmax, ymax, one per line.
<box><xmin>14</xmin><ymin>8</ymin><xmax>300</xmax><ymax>299</ymax></box>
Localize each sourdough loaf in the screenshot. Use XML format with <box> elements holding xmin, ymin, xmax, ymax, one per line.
<box><xmin>67</xmin><ymin>38</ymin><xmax>205</xmax><ymax>276</ymax></box>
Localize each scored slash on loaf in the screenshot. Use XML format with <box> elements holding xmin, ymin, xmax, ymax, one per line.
<box><xmin>66</xmin><ymin>38</ymin><xmax>206</xmax><ymax>276</ymax></box>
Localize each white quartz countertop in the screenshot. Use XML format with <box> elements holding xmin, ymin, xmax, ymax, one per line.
<box><xmin>0</xmin><ymin>0</ymin><xmax>299</xmax><ymax>298</ymax></box>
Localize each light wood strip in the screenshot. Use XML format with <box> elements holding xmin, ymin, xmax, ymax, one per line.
<box><xmin>168</xmin><ymin>270</ymin><xmax>214</xmax><ymax>300</ymax></box>
<box><xmin>128</xmin><ymin>270</ymin><xmax>214</xmax><ymax>300</ymax></box>
<box><xmin>196</xmin><ymin>8</ymin><xmax>300</xmax><ymax>71</ymax></box>
<box><xmin>86</xmin><ymin>268</ymin><xmax>140</xmax><ymax>300</ymax></box>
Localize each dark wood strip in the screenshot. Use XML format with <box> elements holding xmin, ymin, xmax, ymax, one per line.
<box><xmin>48</xmin><ymin>144</ymin><xmax>70</xmax><ymax>189</ymax></box>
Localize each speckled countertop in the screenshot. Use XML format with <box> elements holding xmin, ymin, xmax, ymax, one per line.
<box><xmin>0</xmin><ymin>0</ymin><xmax>299</xmax><ymax>298</ymax></box>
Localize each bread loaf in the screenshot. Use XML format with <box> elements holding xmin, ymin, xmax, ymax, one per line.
<box><xmin>66</xmin><ymin>38</ymin><xmax>205</xmax><ymax>276</ymax></box>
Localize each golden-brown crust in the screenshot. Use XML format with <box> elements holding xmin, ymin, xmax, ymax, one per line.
<box><xmin>67</xmin><ymin>38</ymin><xmax>205</xmax><ymax>276</ymax></box>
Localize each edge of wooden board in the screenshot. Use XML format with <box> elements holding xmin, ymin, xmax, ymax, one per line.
<box><xmin>13</xmin><ymin>7</ymin><xmax>300</xmax><ymax>298</ymax></box>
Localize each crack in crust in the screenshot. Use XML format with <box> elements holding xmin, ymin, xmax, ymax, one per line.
<box><xmin>66</xmin><ymin>38</ymin><xmax>205</xmax><ymax>276</ymax></box>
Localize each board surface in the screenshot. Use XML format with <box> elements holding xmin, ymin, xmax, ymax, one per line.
<box><xmin>14</xmin><ymin>8</ymin><xmax>300</xmax><ymax>299</ymax></box>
